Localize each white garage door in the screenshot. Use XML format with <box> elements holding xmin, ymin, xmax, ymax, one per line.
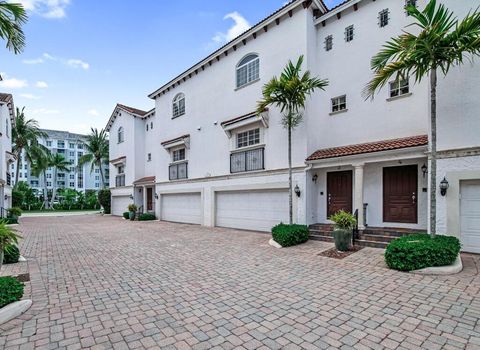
<box><xmin>161</xmin><ymin>193</ymin><xmax>202</xmax><ymax>225</ymax></box>
<box><xmin>112</xmin><ymin>196</ymin><xmax>131</xmax><ymax>216</ymax></box>
<box><xmin>215</xmin><ymin>190</ymin><xmax>289</xmax><ymax>232</ymax></box>
<box><xmin>460</xmin><ymin>181</ymin><xmax>480</xmax><ymax>253</ymax></box>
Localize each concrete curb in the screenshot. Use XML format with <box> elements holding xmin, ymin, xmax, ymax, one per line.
<box><xmin>411</xmin><ymin>254</ymin><xmax>463</xmax><ymax>275</ymax></box>
<box><xmin>0</xmin><ymin>300</ymin><xmax>32</xmax><ymax>325</ymax></box>
<box><xmin>269</xmin><ymin>238</ymin><xmax>282</xmax><ymax>249</ymax></box>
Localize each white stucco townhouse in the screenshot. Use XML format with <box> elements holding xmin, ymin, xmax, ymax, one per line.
<box><xmin>107</xmin><ymin>0</ymin><xmax>480</xmax><ymax>252</ymax></box>
<box><xmin>0</xmin><ymin>93</ymin><xmax>16</xmax><ymax>213</ymax></box>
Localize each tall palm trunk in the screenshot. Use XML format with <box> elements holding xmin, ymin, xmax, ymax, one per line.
<box><xmin>15</xmin><ymin>152</ymin><xmax>21</xmax><ymax>184</ymax></box>
<box><xmin>98</xmin><ymin>162</ymin><xmax>106</xmax><ymax>189</ymax></box>
<box><xmin>429</xmin><ymin>68</ymin><xmax>437</xmax><ymax>237</ymax></box>
<box><xmin>50</xmin><ymin>167</ymin><xmax>57</xmax><ymax>208</ymax></box>
<box><xmin>288</xmin><ymin>124</ymin><xmax>293</xmax><ymax>225</ymax></box>
<box><xmin>0</xmin><ymin>249</ymin><xmax>3</xmax><ymax>271</ymax></box>
<box><xmin>42</xmin><ymin>170</ymin><xmax>49</xmax><ymax>209</ymax></box>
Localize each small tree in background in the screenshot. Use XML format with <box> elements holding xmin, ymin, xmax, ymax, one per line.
<box><xmin>257</xmin><ymin>55</ymin><xmax>328</xmax><ymax>224</ymax></box>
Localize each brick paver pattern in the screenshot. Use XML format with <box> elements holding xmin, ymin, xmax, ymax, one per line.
<box><xmin>1</xmin><ymin>215</ymin><xmax>480</xmax><ymax>349</ymax></box>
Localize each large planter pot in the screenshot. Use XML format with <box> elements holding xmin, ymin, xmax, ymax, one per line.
<box><xmin>333</xmin><ymin>229</ymin><xmax>352</xmax><ymax>252</ymax></box>
<box><xmin>129</xmin><ymin>211</ymin><xmax>135</xmax><ymax>221</ymax></box>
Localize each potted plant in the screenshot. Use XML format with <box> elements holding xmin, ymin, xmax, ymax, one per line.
<box><xmin>0</xmin><ymin>220</ymin><xmax>21</xmax><ymax>271</ymax></box>
<box><xmin>329</xmin><ymin>210</ymin><xmax>356</xmax><ymax>252</ymax></box>
<box><xmin>8</xmin><ymin>207</ymin><xmax>22</xmax><ymax>222</ymax></box>
<box><xmin>128</xmin><ymin>204</ymin><xmax>137</xmax><ymax>221</ymax></box>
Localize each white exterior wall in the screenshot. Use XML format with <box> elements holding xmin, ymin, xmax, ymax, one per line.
<box><xmin>0</xmin><ymin>102</ymin><xmax>13</xmax><ymax>209</ymax></box>
<box><xmin>153</xmin><ymin>8</ymin><xmax>309</xmax><ymax>183</ymax></box>
<box><xmin>306</xmin><ymin>0</ymin><xmax>429</xmax><ymax>156</ymax></box>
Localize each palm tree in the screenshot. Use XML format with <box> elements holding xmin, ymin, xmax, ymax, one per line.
<box><xmin>49</xmin><ymin>153</ymin><xmax>70</xmax><ymax>208</ymax></box>
<box><xmin>364</xmin><ymin>0</ymin><xmax>480</xmax><ymax>236</ymax></box>
<box><xmin>30</xmin><ymin>151</ymin><xmax>52</xmax><ymax>209</ymax></box>
<box><xmin>12</xmin><ymin>107</ymin><xmax>48</xmax><ymax>184</ymax></box>
<box><xmin>78</xmin><ymin>128</ymin><xmax>109</xmax><ymax>189</ymax></box>
<box><xmin>0</xmin><ymin>1</ymin><xmax>27</xmax><ymax>54</ymax></box>
<box><xmin>257</xmin><ymin>55</ymin><xmax>328</xmax><ymax>224</ymax></box>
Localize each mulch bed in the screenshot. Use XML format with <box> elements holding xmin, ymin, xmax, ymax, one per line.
<box><xmin>318</xmin><ymin>246</ymin><xmax>364</xmax><ymax>259</ymax></box>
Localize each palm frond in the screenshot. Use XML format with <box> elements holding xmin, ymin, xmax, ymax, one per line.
<box><xmin>0</xmin><ymin>2</ymin><xmax>27</xmax><ymax>54</ymax></box>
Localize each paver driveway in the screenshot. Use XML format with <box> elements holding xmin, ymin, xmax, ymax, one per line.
<box><xmin>1</xmin><ymin>215</ymin><xmax>480</xmax><ymax>349</ymax></box>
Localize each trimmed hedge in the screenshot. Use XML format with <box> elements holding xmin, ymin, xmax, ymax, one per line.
<box><xmin>123</xmin><ymin>212</ymin><xmax>130</xmax><ymax>220</ymax></box>
<box><xmin>0</xmin><ymin>277</ymin><xmax>24</xmax><ymax>308</ymax></box>
<box><xmin>385</xmin><ymin>234</ymin><xmax>461</xmax><ymax>272</ymax></box>
<box><xmin>272</xmin><ymin>223</ymin><xmax>309</xmax><ymax>247</ymax></box>
<box><xmin>138</xmin><ymin>213</ymin><xmax>156</xmax><ymax>221</ymax></box>
<box><xmin>3</xmin><ymin>244</ymin><xmax>20</xmax><ymax>264</ymax></box>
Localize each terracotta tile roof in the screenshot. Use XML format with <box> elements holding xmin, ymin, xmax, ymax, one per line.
<box><xmin>161</xmin><ymin>134</ymin><xmax>190</xmax><ymax>147</ymax></box>
<box><xmin>306</xmin><ymin>135</ymin><xmax>428</xmax><ymax>161</ymax></box>
<box><xmin>109</xmin><ymin>156</ymin><xmax>126</xmax><ymax>163</ymax></box>
<box><xmin>117</xmin><ymin>104</ymin><xmax>148</xmax><ymax>117</ymax></box>
<box><xmin>0</xmin><ymin>93</ymin><xmax>12</xmax><ymax>103</ymax></box>
<box><xmin>221</xmin><ymin>108</ymin><xmax>268</xmax><ymax>127</ymax></box>
<box><xmin>133</xmin><ymin>176</ymin><xmax>155</xmax><ymax>185</ymax></box>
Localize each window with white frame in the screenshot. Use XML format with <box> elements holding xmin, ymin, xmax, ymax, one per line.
<box><xmin>331</xmin><ymin>95</ymin><xmax>347</xmax><ymax>113</ymax></box>
<box><xmin>118</xmin><ymin>127</ymin><xmax>124</xmax><ymax>143</ymax></box>
<box><xmin>5</xmin><ymin>119</ymin><xmax>9</xmax><ymax>137</ymax></box>
<box><xmin>236</xmin><ymin>128</ymin><xmax>260</xmax><ymax>149</ymax></box>
<box><xmin>172</xmin><ymin>148</ymin><xmax>186</xmax><ymax>162</ymax></box>
<box><xmin>172</xmin><ymin>93</ymin><xmax>185</xmax><ymax>118</ymax></box>
<box><xmin>117</xmin><ymin>165</ymin><xmax>124</xmax><ymax>174</ymax></box>
<box><xmin>325</xmin><ymin>35</ymin><xmax>333</xmax><ymax>51</ymax></box>
<box><xmin>236</xmin><ymin>54</ymin><xmax>259</xmax><ymax>88</ymax></box>
<box><xmin>379</xmin><ymin>9</ymin><xmax>389</xmax><ymax>27</ymax></box>
<box><xmin>146</xmin><ymin>124</ymin><xmax>149</xmax><ymax>131</ymax></box>
<box><xmin>147</xmin><ymin>153</ymin><xmax>152</xmax><ymax>162</ymax></box>
<box><xmin>150</xmin><ymin>122</ymin><xmax>153</xmax><ymax>129</ymax></box>
<box><xmin>69</xmin><ymin>142</ymin><xmax>75</xmax><ymax>148</ymax></box>
<box><xmin>389</xmin><ymin>79</ymin><xmax>410</xmax><ymax>98</ymax></box>
<box><xmin>345</xmin><ymin>25</ymin><xmax>354</xmax><ymax>42</ymax></box>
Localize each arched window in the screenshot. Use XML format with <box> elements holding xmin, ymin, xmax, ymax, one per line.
<box><xmin>172</xmin><ymin>93</ymin><xmax>185</xmax><ymax>118</ymax></box>
<box><xmin>236</xmin><ymin>54</ymin><xmax>259</xmax><ymax>88</ymax></box>
<box><xmin>118</xmin><ymin>127</ymin><xmax>124</xmax><ymax>143</ymax></box>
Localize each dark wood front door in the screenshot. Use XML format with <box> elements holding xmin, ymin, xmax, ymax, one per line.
<box><xmin>147</xmin><ymin>188</ymin><xmax>153</xmax><ymax>211</ymax></box>
<box><xmin>383</xmin><ymin>165</ymin><xmax>418</xmax><ymax>223</ymax></box>
<box><xmin>327</xmin><ymin>171</ymin><xmax>353</xmax><ymax>217</ymax></box>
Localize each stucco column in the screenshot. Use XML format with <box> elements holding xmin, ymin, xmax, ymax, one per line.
<box><xmin>142</xmin><ymin>186</ymin><xmax>147</xmax><ymax>212</ymax></box>
<box><xmin>354</xmin><ymin>164</ymin><xmax>365</xmax><ymax>230</ymax></box>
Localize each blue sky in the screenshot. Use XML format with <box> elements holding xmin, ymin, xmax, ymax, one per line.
<box><xmin>0</xmin><ymin>0</ymin><xmax>343</xmax><ymax>134</ymax></box>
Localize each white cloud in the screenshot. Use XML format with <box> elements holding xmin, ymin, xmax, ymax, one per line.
<box><xmin>213</xmin><ymin>12</ymin><xmax>251</xmax><ymax>44</ymax></box>
<box><xmin>22</xmin><ymin>53</ymin><xmax>90</xmax><ymax>70</ymax></box>
<box><xmin>87</xmin><ymin>109</ymin><xmax>99</xmax><ymax>116</ymax></box>
<box><xmin>14</xmin><ymin>0</ymin><xmax>71</xmax><ymax>19</ymax></box>
<box><xmin>20</xmin><ymin>93</ymin><xmax>40</xmax><ymax>100</ymax></box>
<box><xmin>31</xmin><ymin>108</ymin><xmax>60</xmax><ymax>115</ymax></box>
<box><xmin>67</xmin><ymin>59</ymin><xmax>89</xmax><ymax>70</ymax></box>
<box><xmin>36</xmin><ymin>81</ymin><xmax>48</xmax><ymax>88</ymax></box>
<box><xmin>0</xmin><ymin>74</ymin><xmax>28</xmax><ymax>89</ymax></box>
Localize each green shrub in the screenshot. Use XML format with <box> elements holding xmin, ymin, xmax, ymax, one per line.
<box><xmin>0</xmin><ymin>277</ymin><xmax>24</xmax><ymax>308</ymax></box>
<box><xmin>329</xmin><ymin>210</ymin><xmax>356</xmax><ymax>230</ymax></box>
<box><xmin>123</xmin><ymin>212</ymin><xmax>130</xmax><ymax>219</ymax></box>
<box><xmin>271</xmin><ymin>223</ymin><xmax>309</xmax><ymax>247</ymax></box>
<box><xmin>8</xmin><ymin>207</ymin><xmax>22</xmax><ymax>217</ymax></box>
<box><xmin>3</xmin><ymin>217</ymin><xmax>18</xmax><ymax>225</ymax></box>
<box><xmin>3</xmin><ymin>244</ymin><xmax>20</xmax><ymax>264</ymax></box>
<box><xmin>98</xmin><ymin>189</ymin><xmax>111</xmax><ymax>214</ymax></box>
<box><xmin>385</xmin><ymin>234</ymin><xmax>461</xmax><ymax>272</ymax></box>
<box><xmin>138</xmin><ymin>213</ymin><xmax>156</xmax><ymax>221</ymax></box>
<box><xmin>128</xmin><ymin>204</ymin><xmax>137</xmax><ymax>212</ymax></box>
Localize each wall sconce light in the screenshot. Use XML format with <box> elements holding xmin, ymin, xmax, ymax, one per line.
<box><xmin>155</xmin><ymin>193</ymin><xmax>159</xmax><ymax>200</ymax></box>
<box><xmin>421</xmin><ymin>163</ymin><xmax>427</xmax><ymax>178</ymax></box>
<box><xmin>440</xmin><ymin>177</ymin><xmax>449</xmax><ymax>196</ymax></box>
<box><xmin>4</xmin><ymin>195</ymin><xmax>7</xmax><ymax>201</ymax></box>
<box><xmin>294</xmin><ymin>185</ymin><xmax>301</xmax><ymax>198</ymax></box>
<box><xmin>312</xmin><ymin>174</ymin><xmax>318</xmax><ymax>183</ymax></box>
<box><xmin>129</xmin><ymin>194</ymin><xmax>134</xmax><ymax>200</ymax></box>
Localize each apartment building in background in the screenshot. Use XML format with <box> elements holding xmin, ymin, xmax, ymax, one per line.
<box><xmin>12</xmin><ymin>129</ymin><xmax>109</xmax><ymax>193</ymax></box>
